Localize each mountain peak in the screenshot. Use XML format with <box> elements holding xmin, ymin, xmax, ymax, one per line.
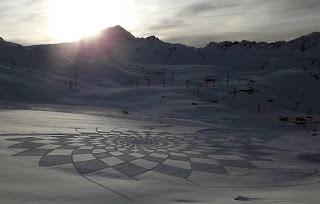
<box><xmin>146</xmin><ymin>36</ymin><xmax>161</xmax><ymax>41</ymax></box>
<box><xmin>307</xmin><ymin>32</ymin><xmax>320</xmax><ymax>38</ymax></box>
<box><xmin>291</xmin><ymin>32</ymin><xmax>320</xmax><ymax>42</ymax></box>
<box><xmin>100</xmin><ymin>25</ymin><xmax>136</xmax><ymax>41</ymax></box>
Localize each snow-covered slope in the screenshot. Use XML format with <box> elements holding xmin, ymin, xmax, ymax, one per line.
<box><xmin>0</xmin><ymin>26</ymin><xmax>320</xmax><ymax>124</ymax></box>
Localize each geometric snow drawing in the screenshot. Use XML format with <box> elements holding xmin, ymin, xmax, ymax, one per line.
<box><xmin>6</xmin><ymin>129</ymin><xmax>320</xmax><ymax>188</ymax></box>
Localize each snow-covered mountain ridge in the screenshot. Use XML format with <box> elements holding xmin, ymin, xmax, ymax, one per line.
<box><xmin>1</xmin><ymin>26</ymin><xmax>320</xmax><ymax>68</ymax></box>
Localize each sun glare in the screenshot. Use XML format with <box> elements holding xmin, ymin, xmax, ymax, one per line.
<box><xmin>49</xmin><ymin>0</ymin><xmax>137</xmax><ymax>42</ymax></box>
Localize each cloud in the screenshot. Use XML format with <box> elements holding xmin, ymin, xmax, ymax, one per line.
<box><xmin>145</xmin><ymin>1</ymin><xmax>241</xmax><ymax>35</ymax></box>
<box><xmin>176</xmin><ymin>1</ymin><xmax>240</xmax><ymax>17</ymax></box>
<box><xmin>148</xmin><ymin>19</ymin><xmax>186</xmax><ymax>31</ymax></box>
<box><xmin>0</xmin><ymin>0</ymin><xmax>320</xmax><ymax>46</ymax></box>
<box><xmin>0</xmin><ymin>0</ymin><xmax>50</xmax><ymax>44</ymax></box>
<box><xmin>143</xmin><ymin>0</ymin><xmax>320</xmax><ymax>46</ymax></box>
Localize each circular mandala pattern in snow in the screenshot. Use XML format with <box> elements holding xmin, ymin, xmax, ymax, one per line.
<box><xmin>6</xmin><ymin>129</ymin><xmax>320</xmax><ymax>188</ymax></box>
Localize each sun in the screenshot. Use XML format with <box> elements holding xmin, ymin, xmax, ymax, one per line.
<box><xmin>49</xmin><ymin>0</ymin><xmax>137</xmax><ymax>42</ymax></box>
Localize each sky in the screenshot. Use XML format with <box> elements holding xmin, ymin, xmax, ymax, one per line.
<box><xmin>0</xmin><ymin>0</ymin><xmax>320</xmax><ymax>47</ymax></box>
